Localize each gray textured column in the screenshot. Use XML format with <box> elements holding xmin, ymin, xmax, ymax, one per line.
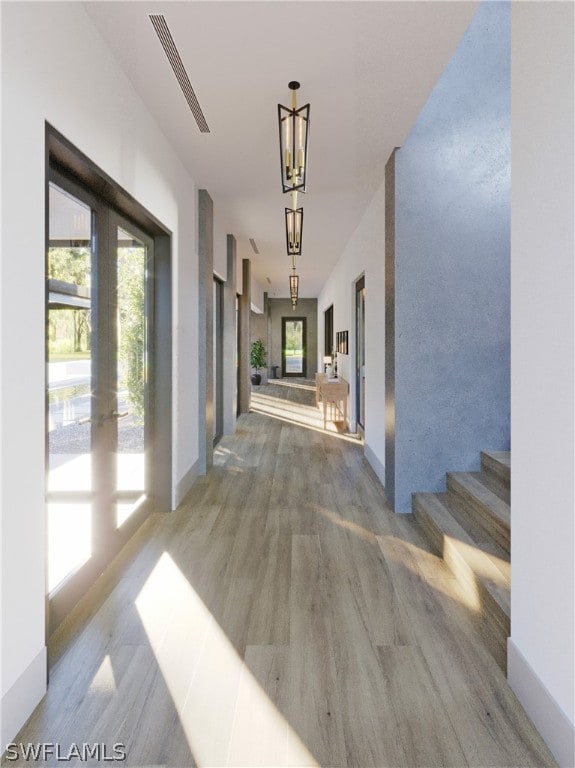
<box><xmin>385</xmin><ymin>2</ymin><xmax>510</xmax><ymax>512</ymax></box>
<box><xmin>238</xmin><ymin>258</ymin><xmax>251</xmax><ymax>414</ymax></box>
<box><xmin>223</xmin><ymin>235</ymin><xmax>237</xmax><ymax>435</ymax></box>
<box><xmin>266</xmin><ymin>293</ymin><xmax>272</xmax><ymax>377</ymax></box>
<box><xmin>198</xmin><ymin>189</ymin><xmax>213</xmax><ymax>474</ymax></box>
<box><xmin>384</xmin><ymin>149</ymin><xmax>398</xmax><ymax>508</ymax></box>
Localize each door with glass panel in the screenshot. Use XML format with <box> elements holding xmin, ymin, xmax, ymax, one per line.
<box><xmin>47</xmin><ymin>177</ymin><xmax>153</xmax><ymax>630</ymax></box>
<box><xmin>282</xmin><ymin>317</ymin><xmax>307</xmax><ymax>377</ymax></box>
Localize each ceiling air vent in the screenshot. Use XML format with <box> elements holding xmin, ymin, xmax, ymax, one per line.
<box><xmin>249</xmin><ymin>238</ymin><xmax>260</xmax><ymax>255</ymax></box>
<box><xmin>149</xmin><ymin>14</ymin><xmax>210</xmax><ymax>133</ymax></box>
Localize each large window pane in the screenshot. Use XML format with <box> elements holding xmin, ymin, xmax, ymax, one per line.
<box><xmin>47</xmin><ymin>183</ymin><xmax>93</xmax><ymax>590</ymax></box>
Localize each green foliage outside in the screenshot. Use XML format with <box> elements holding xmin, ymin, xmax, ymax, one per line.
<box><xmin>118</xmin><ymin>247</ymin><xmax>146</xmax><ymax>422</ymax></box>
<box><xmin>284</xmin><ymin>321</ymin><xmax>303</xmax><ymax>356</ymax></box>
<box><xmin>250</xmin><ymin>339</ymin><xmax>267</xmax><ymax>372</ymax></box>
<box><xmin>48</xmin><ymin>247</ymin><xmax>91</xmax><ymax>355</ymax></box>
<box><xmin>48</xmin><ymin>245</ymin><xmax>146</xmax><ymax>424</ymax></box>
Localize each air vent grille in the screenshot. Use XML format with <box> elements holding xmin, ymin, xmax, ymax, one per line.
<box><xmin>249</xmin><ymin>238</ymin><xmax>260</xmax><ymax>255</ymax></box>
<box><xmin>149</xmin><ymin>14</ymin><xmax>210</xmax><ymax>133</ymax></box>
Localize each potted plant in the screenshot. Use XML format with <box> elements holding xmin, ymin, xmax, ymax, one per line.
<box><xmin>250</xmin><ymin>338</ymin><xmax>267</xmax><ymax>385</ymax></box>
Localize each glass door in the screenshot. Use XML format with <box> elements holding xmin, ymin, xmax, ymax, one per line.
<box><xmin>47</xmin><ymin>183</ymin><xmax>94</xmax><ymax>593</ymax></box>
<box><xmin>114</xmin><ymin>220</ymin><xmax>151</xmax><ymax>528</ymax></box>
<box><xmin>282</xmin><ymin>317</ymin><xmax>307</xmax><ymax>377</ymax></box>
<box><xmin>47</xmin><ymin>177</ymin><xmax>154</xmax><ymax>631</ymax></box>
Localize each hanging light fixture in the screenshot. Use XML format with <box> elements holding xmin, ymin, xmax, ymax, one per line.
<box><xmin>289</xmin><ymin>262</ymin><xmax>299</xmax><ymax>310</ymax></box>
<box><xmin>278</xmin><ymin>81</ymin><xmax>310</xmax><ymax>194</ymax></box>
<box><xmin>289</xmin><ymin>269</ymin><xmax>299</xmax><ymax>300</ymax></box>
<box><xmin>285</xmin><ymin>205</ymin><xmax>303</xmax><ymax>256</ymax></box>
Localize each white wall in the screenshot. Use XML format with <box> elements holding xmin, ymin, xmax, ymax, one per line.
<box><xmin>250</xmin><ymin>277</ymin><xmax>266</xmax><ymax>314</ymax></box>
<box><xmin>509</xmin><ymin>3</ymin><xmax>574</xmax><ymax>766</ymax></box>
<box><xmin>318</xmin><ymin>179</ymin><xmax>386</xmax><ymax>482</ymax></box>
<box><xmin>1</xmin><ymin>2</ymin><xmax>202</xmax><ymax>747</ymax></box>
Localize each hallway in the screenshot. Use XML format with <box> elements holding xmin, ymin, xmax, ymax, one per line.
<box><xmin>9</xmin><ymin>382</ymin><xmax>555</xmax><ymax>767</ymax></box>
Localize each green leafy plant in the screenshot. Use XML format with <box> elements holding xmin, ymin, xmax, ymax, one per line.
<box><xmin>250</xmin><ymin>338</ymin><xmax>267</xmax><ymax>373</ymax></box>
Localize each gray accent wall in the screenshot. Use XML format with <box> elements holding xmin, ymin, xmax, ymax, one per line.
<box><xmin>198</xmin><ymin>189</ymin><xmax>213</xmax><ymax>474</ymax></box>
<box><xmin>384</xmin><ymin>150</ymin><xmax>398</xmax><ymax>508</ymax></box>
<box><xmin>154</xmin><ymin>233</ymin><xmax>173</xmax><ymax>511</ymax></box>
<box><xmin>268</xmin><ymin>298</ymin><xmax>318</xmax><ymax>378</ymax></box>
<box><xmin>238</xmin><ymin>258</ymin><xmax>251</xmax><ymax>414</ymax></box>
<box><xmin>251</xmin><ymin>293</ymin><xmax>268</xmax><ymax>384</ymax></box>
<box><xmin>386</xmin><ymin>1</ymin><xmax>511</xmax><ymax>511</ymax></box>
<box><xmin>223</xmin><ymin>235</ymin><xmax>237</xmax><ymax>435</ymax></box>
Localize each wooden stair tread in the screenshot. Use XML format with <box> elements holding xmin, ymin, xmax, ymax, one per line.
<box><xmin>482</xmin><ymin>451</ymin><xmax>510</xmax><ymax>469</ymax></box>
<box><xmin>447</xmin><ymin>471</ymin><xmax>510</xmax><ymax>530</ymax></box>
<box><xmin>413</xmin><ymin>492</ymin><xmax>510</xmax><ymax>618</ymax></box>
<box><xmin>480</xmin><ymin>451</ymin><xmax>511</xmax><ymax>495</ymax></box>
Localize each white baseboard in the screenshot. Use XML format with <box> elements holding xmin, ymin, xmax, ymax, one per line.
<box><xmin>1</xmin><ymin>646</ymin><xmax>46</xmax><ymax>752</ymax></box>
<box><xmin>174</xmin><ymin>458</ymin><xmax>200</xmax><ymax>508</ymax></box>
<box><xmin>508</xmin><ymin>638</ymin><xmax>575</xmax><ymax>767</ymax></box>
<box><xmin>364</xmin><ymin>443</ymin><xmax>386</xmax><ymax>489</ymax></box>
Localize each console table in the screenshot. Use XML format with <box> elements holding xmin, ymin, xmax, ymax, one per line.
<box><xmin>314</xmin><ymin>371</ymin><xmax>327</xmax><ymax>406</ymax></box>
<box><xmin>318</xmin><ymin>377</ymin><xmax>348</xmax><ymax>430</ymax></box>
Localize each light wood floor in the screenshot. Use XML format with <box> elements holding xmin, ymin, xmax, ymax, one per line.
<box><xmin>7</xmin><ymin>380</ymin><xmax>557</xmax><ymax>767</ymax></box>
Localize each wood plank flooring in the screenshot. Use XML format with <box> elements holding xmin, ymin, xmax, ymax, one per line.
<box><xmin>5</xmin><ymin>381</ymin><xmax>557</xmax><ymax>767</ymax></box>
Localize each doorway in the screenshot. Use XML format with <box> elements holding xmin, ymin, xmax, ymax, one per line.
<box><xmin>282</xmin><ymin>317</ymin><xmax>307</xmax><ymax>377</ymax></box>
<box><xmin>236</xmin><ymin>294</ymin><xmax>241</xmax><ymax>416</ymax></box>
<box><xmin>213</xmin><ymin>277</ymin><xmax>223</xmax><ymax>443</ymax></box>
<box><xmin>355</xmin><ymin>276</ymin><xmax>366</xmax><ymax>430</ymax></box>
<box><xmin>46</xmin><ymin>153</ymin><xmax>169</xmax><ymax>633</ymax></box>
<box><xmin>324</xmin><ymin>304</ymin><xmax>334</xmax><ymax>358</ymax></box>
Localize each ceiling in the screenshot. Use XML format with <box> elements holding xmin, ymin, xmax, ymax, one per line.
<box><xmin>84</xmin><ymin>1</ymin><xmax>479</xmax><ymax>298</ymax></box>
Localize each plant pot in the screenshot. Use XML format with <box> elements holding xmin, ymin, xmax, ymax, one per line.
<box><xmin>251</xmin><ymin>373</ymin><xmax>262</xmax><ymax>385</ymax></box>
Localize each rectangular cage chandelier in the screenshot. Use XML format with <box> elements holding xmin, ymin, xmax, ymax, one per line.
<box><xmin>289</xmin><ymin>266</ymin><xmax>299</xmax><ymax>309</ymax></box>
<box><xmin>278</xmin><ymin>81</ymin><xmax>310</xmax><ymax>194</ymax></box>
<box><xmin>285</xmin><ymin>206</ymin><xmax>303</xmax><ymax>256</ymax></box>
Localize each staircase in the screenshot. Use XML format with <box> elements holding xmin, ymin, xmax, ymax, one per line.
<box><xmin>412</xmin><ymin>451</ymin><xmax>511</xmax><ymax>672</ymax></box>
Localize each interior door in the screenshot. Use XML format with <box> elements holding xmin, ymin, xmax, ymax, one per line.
<box><xmin>47</xmin><ymin>175</ymin><xmax>154</xmax><ymax>632</ymax></box>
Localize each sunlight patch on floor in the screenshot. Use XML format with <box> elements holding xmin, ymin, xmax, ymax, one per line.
<box><xmin>250</xmin><ymin>392</ymin><xmax>362</xmax><ymax>445</ymax></box>
<box><xmin>377</xmin><ymin>534</ymin><xmax>482</xmax><ymax>612</ymax></box>
<box><xmin>270</xmin><ymin>380</ymin><xmax>316</xmax><ymax>392</ymax></box>
<box><xmin>89</xmin><ymin>655</ymin><xmax>117</xmax><ymax>694</ymax></box>
<box><xmin>311</xmin><ymin>503</ymin><xmax>375</xmax><ymax>542</ymax></box>
<box><xmin>252</xmin><ymin>391</ymin><xmax>322</xmax><ymax>419</ymax></box>
<box><xmin>135</xmin><ymin>552</ymin><xmax>318</xmax><ymax>767</ymax></box>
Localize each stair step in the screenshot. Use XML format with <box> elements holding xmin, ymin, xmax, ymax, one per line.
<box><xmin>447</xmin><ymin>471</ymin><xmax>510</xmax><ymax>553</ymax></box>
<box><xmin>412</xmin><ymin>492</ymin><xmax>510</xmax><ymax>669</ymax></box>
<box><xmin>481</xmin><ymin>451</ymin><xmax>511</xmax><ymax>502</ymax></box>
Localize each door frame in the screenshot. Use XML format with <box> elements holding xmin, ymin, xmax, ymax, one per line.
<box><xmin>46</xmin><ymin>125</ymin><xmax>172</xmax><ymax>635</ymax></box>
<box><xmin>355</xmin><ymin>275</ymin><xmax>366</xmax><ymax>431</ymax></box>
<box><xmin>324</xmin><ymin>304</ymin><xmax>334</xmax><ymax>359</ymax></box>
<box><xmin>213</xmin><ymin>276</ymin><xmax>224</xmax><ymax>444</ymax></box>
<box><xmin>281</xmin><ymin>316</ymin><xmax>307</xmax><ymax>377</ymax></box>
